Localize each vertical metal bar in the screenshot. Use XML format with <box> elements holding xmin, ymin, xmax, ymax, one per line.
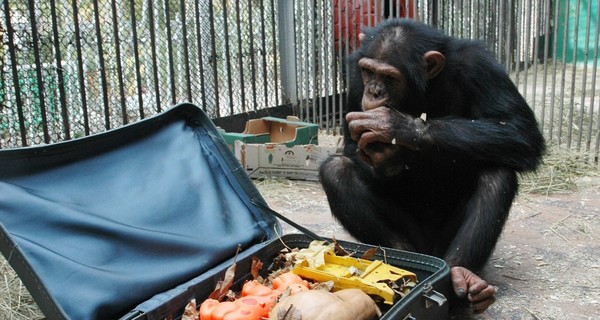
<box><xmin>234</xmin><ymin>0</ymin><xmax>246</xmax><ymax>112</ymax></box>
<box><xmin>313</xmin><ymin>2</ymin><xmax>327</xmax><ymax>127</ymax></box>
<box><xmin>49</xmin><ymin>0</ymin><xmax>70</xmax><ymax>140</ymax></box>
<box><xmin>129</xmin><ymin>0</ymin><xmax>144</xmax><ymax>118</ymax></box>
<box><xmin>179</xmin><ymin>0</ymin><xmax>192</xmax><ymax>102</ymax></box>
<box><xmin>71</xmin><ymin>0</ymin><xmax>90</xmax><ymax>134</ymax></box>
<box><xmin>548</xmin><ymin>0</ymin><xmax>561</xmax><ymax>141</ymax></box>
<box><xmin>194</xmin><ymin>0</ymin><xmax>208</xmax><ymax>111</ymax></box>
<box><xmin>431</xmin><ymin>0</ymin><xmax>439</xmax><ymax>27</ymax></box>
<box><xmin>335</xmin><ymin>0</ymin><xmax>343</xmax><ymax>129</ymax></box>
<box><xmin>448</xmin><ymin>0</ymin><xmax>456</xmax><ymax>36</ymax></box>
<box><xmin>458</xmin><ymin>0</ymin><xmax>468</xmax><ymax>38</ymax></box>
<box><xmin>304</xmin><ymin>0</ymin><xmax>310</xmax><ymax>121</ymax></box>
<box><xmin>540</xmin><ymin>0</ymin><xmax>552</xmax><ymax>133</ymax></box>
<box><xmin>148</xmin><ymin>0</ymin><xmax>160</xmax><ymax>114</ymax></box>
<box><xmin>470</xmin><ymin>0</ymin><xmax>475</xmax><ymax>38</ymax></box>
<box><xmin>28</xmin><ymin>0</ymin><xmax>50</xmax><ymax>142</ymax></box>
<box><xmin>163</xmin><ymin>0</ymin><xmax>176</xmax><ymax>104</ymax></box>
<box><xmin>481</xmin><ymin>0</ymin><xmax>487</xmax><ymax>44</ymax></box>
<box><xmin>92</xmin><ymin>0</ymin><xmax>110</xmax><ymax>129</ymax></box>
<box><xmin>514</xmin><ymin>0</ymin><xmax>522</xmax><ymax>85</ymax></box>
<box><xmin>498</xmin><ymin>0</ymin><xmax>505</xmax><ymax>66</ymax></box>
<box><xmin>221</xmin><ymin>0</ymin><xmax>234</xmax><ymax>115</ymax></box>
<box><xmin>557</xmin><ymin>1</ymin><xmax>570</xmax><ymax>145</ymax></box>
<box><xmin>344</xmin><ymin>0</ymin><xmax>351</xmax><ymax>109</ymax></box>
<box><xmin>295</xmin><ymin>1</ymin><xmax>301</xmax><ymax>115</ymax></box>
<box><xmin>296</xmin><ymin>1</ymin><xmax>303</xmax><ymax>117</ymax></box>
<box><xmin>458</xmin><ymin>0</ymin><xmax>469</xmax><ymax>38</ymax></box>
<box><xmin>110</xmin><ymin>0</ymin><xmax>127</xmax><ymax>124</ymax></box>
<box><xmin>521</xmin><ymin>0</ymin><xmax>532</xmax><ymax>103</ymax></box>
<box><xmin>248</xmin><ymin>3</ymin><xmax>258</xmax><ymax>110</ymax></box>
<box><xmin>270</xmin><ymin>0</ymin><xmax>279</xmax><ymax>106</ymax></box>
<box><xmin>505</xmin><ymin>0</ymin><xmax>513</xmax><ymax>71</ymax></box>
<box><xmin>566</xmin><ymin>0</ymin><xmax>581</xmax><ymax>149</ymax></box>
<box><xmin>310</xmin><ymin>0</ymin><xmax>317</xmax><ymax>123</ymax></box>
<box><xmin>449</xmin><ymin>0</ymin><xmax>454</xmax><ymax>36</ymax></box>
<box><xmin>454</xmin><ymin>0</ymin><xmax>460</xmax><ymax>39</ymax></box>
<box><xmin>531</xmin><ymin>0</ymin><xmax>540</xmax><ymax>114</ymax></box>
<box><xmin>295</xmin><ymin>1</ymin><xmax>303</xmax><ymax>115</ymax></box>
<box><xmin>589</xmin><ymin>0</ymin><xmax>600</xmax><ymax>157</ymax></box>
<box><xmin>323</xmin><ymin>1</ymin><xmax>330</xmax><ymax>132</ymax></box>
<box><xmin>578</xmin><ymin>0</ymin><xmax>592</xmax><ymax>151</ymax></box>
<box><xmin>208</xmin><ymin>1</ymin><xmax>221</xmax><ymax>116</ymax></box>
<box><xmin>411</xmin><ymin>0</ymin><xmax>416</xmax><ymax>20</ymax></box>
<box><xmin>371</xmin><ymin>0</ymin><xmax>376</xmax><ymax>26</ymax></box>
<box><xmin>3</xmin><ymin>0</ymin><xmax>27</xmax><ymax>146</ymax></box>
<box><xmin>474</xmin><ymin>0</ymin><xmax>479</xmax><ymax>39</ymax></box>
<box><xmin>260</xmin><ymin>0</ymin><xmax>269</xmax><ymax>109</ymax></box>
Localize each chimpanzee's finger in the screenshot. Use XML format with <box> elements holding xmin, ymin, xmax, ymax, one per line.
<box><xmin>450</xmin><ymin>267</ymin><xmax>468</xmax><ymax>298</ymax></box>
<box><xmin>469</xmin><ymin>285</ymin><xmax>497</xmax><ymax>303</ymax></box>
<box><xmin>470</xmin><ymin>295</ymin><xmax>496</xmax><ymax>314</ymax></box>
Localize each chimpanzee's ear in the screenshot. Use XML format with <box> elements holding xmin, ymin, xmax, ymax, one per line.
<box><xmin>424</xmin><ymin>51</ymin><xmax>445</xmax><ymax>79</ymax></box>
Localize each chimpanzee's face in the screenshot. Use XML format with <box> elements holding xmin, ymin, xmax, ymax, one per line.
<box><xmin>358</xmin><ymin>57</ymin><xmax>407</xmax><ymax>111</ymax></box>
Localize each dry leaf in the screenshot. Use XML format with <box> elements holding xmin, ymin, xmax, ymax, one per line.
<box><xmin>181</xmin><ymin>299</ymin><xmax>197</xmax><ymax>320</ymax></box>
<box><xmin>208</xmin><ymin>261</ymin><xmax>236</xmax><ymax>301</ymax></box>
<box><xmin>251</xmin><ymin>256</ymin><xmax>263</xmax><ymax>280</ymax></box>
<box><xmin>332</xmin><ymin>237</ymin><xmax>350</xmax><ymax>256</ymax></box>
<box><xmin>208</xmin><ymin>245</ymin><xmax>241</xmax><ymax>301</ymax></box>
<box><xmin>288</xmin><ymin>240</ymin><xmax>335</xmax><ymax>268</ymax></box>
<box><xmin>276</xmin><ymin>304</ymin><xmax>302</xmax><ymax>320</ymax></box>
<box><xmin>360</xmin><ymin>247</ymin><xmax>379</xmax><ymax>260</ymax></box>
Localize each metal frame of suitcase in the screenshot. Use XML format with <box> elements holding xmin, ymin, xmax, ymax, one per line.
<box><xmin>0</xmin><ymin>103</ymin><xmax>450</xmax><ymax>320</ymax></box>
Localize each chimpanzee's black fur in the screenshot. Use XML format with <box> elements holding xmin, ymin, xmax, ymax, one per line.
<box><xmin>320</xmin><ymin>19</ymin><xmax>545</xmax><ymax>273</ymax></box>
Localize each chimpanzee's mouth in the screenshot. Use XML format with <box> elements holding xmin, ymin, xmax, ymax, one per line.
<box><xmin>361</xmin><ymin>97</ymin><xmax>388</xmax><ymax>111</ymax></box>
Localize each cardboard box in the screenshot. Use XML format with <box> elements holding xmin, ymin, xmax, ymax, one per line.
<box><xmin>235</xmin><ymin>140</ymin><xmax>337</xmax><ymax>181</ymax></box>
<box><xmin>219</xmin><ymin>116</ymin><xmax>319</xmax><ymax>151</ymax></box>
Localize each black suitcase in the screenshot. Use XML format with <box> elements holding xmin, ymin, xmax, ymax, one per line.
<box><xmin>0</xmin><ymin>103</ymin><xmax>450</xmax><ymax>320</ymax></box>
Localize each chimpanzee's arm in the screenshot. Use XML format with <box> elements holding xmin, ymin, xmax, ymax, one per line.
<box><xmin>348</xmin><ymin>98</ymin><xmax>544</xmax><ymax>173</ymax></box>
<box><xmin>418</xmin><ymin>115</ymin><xmax>543</xmax><ymax>172</ymax></box>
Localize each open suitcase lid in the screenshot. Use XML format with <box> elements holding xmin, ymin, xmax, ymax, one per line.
<box><xmin>0</xmin><ymin>103</ymin><xmax>281</xmax><ymax>319</ymax></box>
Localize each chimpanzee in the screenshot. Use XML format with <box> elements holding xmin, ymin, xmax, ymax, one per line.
<box><xmin>319</xmin><ymin>18</ymin><xmax>545</xmax><ymax>313</ymax></box>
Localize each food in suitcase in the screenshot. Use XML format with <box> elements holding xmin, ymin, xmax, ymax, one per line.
<box><xmin>185</xmin><ymin>241</ymin><xmax>417</xmax><ymax>320</ymax></box>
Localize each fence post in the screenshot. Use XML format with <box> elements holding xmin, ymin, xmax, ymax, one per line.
<box><xmin>277</xmin><ymin>0</ymin><xmax>297</xmax><ymax>105</ymax></box>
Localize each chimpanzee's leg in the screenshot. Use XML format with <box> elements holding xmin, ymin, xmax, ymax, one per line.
<box><xmin>441</xmin><ymin>167</ymin><xmax>517</xmax><ymax>272</ymax></box>
<box><xmin>437</xmin><ymin>167</ymin><xmax>516</xmax><ymax>313</ymax></box>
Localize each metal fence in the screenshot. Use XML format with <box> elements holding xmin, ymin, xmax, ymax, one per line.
<box><xmin>1</xmin><ymin>0</ymin><xmax>599</xmax><ymax>163</ymax></box>
<box><xmin>1</xmin><ymin>0</ymin><xmax>281</xmax><ymax>147</ymax></box>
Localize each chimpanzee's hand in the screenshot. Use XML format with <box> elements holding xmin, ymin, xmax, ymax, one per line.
<box><xmin>450</xmin><ymin>266</ymin><xmax>497</xmax><ymax>314</ymax></box>
<box><xmin>345</xmin><ymin>107</ymin><xmax>425</xmax><ymax>173</ymax></box>
<box><xmin>346</xmin><ymin>106</ymin><xmax>425</xmax><ymax>150</ymax></box>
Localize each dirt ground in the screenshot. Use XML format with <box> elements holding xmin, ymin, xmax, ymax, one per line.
<box><xmin>254</xmin><ymin>175</ymin><xmax>600</xmax><ymax>320</ymax></box>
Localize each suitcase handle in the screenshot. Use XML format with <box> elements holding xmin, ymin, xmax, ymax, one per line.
<box><xmin>251</xmin><ymin>199</ymin><xmax>325</xmax><ymax>241</ymax></box>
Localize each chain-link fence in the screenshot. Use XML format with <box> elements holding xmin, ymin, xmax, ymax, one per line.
<box><xmin>1</xmin><ymin>0</ymin><xmax>281</xmax><ymax>148</ymax></box>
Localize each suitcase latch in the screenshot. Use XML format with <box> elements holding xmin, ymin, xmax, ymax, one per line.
<box><xmin>422</xmin><ymin>282</ymin><xmax>447</xmax><ymax>308</ymax></box>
